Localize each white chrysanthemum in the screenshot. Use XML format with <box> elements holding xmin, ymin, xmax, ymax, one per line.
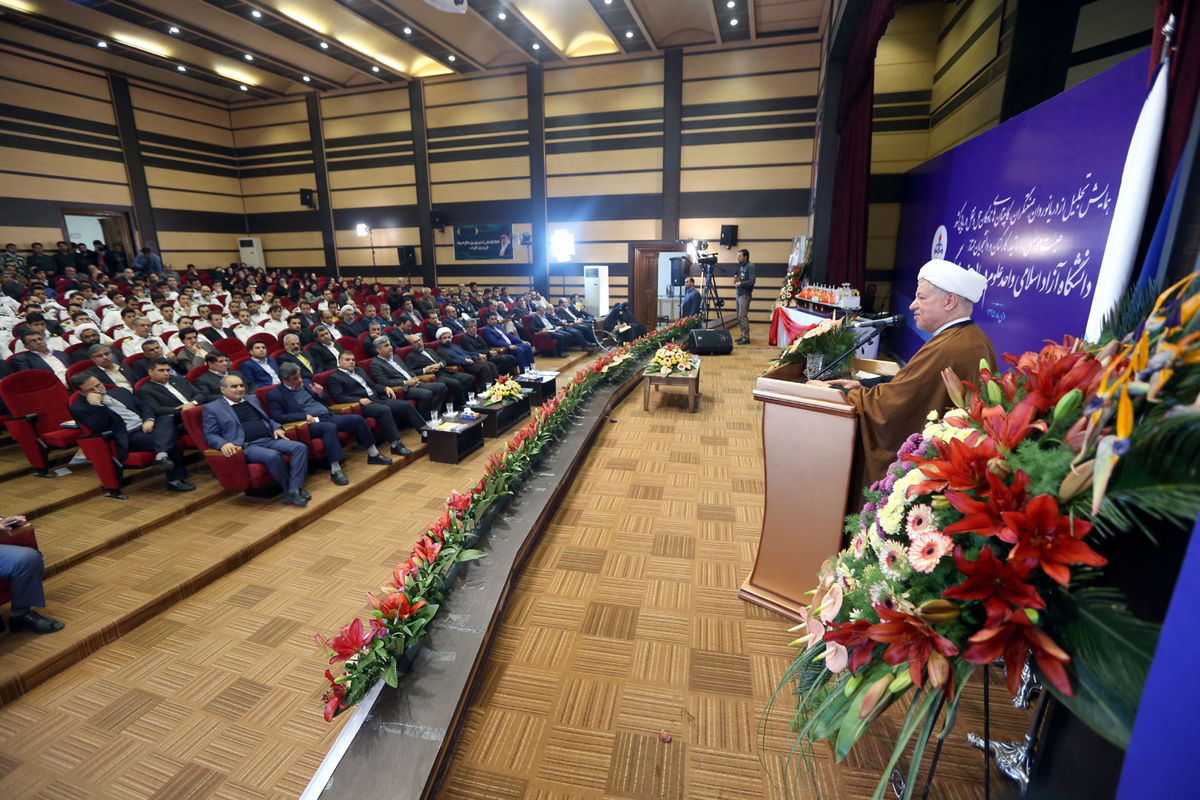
<box><xmin>877</xmin><ymin>540</ymin><xmax>910</xmax><ymax>580</ymax></box>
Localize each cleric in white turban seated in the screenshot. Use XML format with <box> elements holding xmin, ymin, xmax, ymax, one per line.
<box><xmin>810</xmin><ymin>259</ymin><xmax>997</xmax><ymax>484</ymax></box>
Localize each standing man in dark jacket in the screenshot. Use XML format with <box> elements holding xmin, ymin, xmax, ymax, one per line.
<box><xmin>734</xmin><ymin>248</ymin><xmax>756</xmax><ymax>344</ymax></box>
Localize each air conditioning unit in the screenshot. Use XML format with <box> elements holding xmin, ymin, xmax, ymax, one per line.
<box><xmin>238</xmin><ymin>236</ymin><xmax>265</xmax><ymax>268</ymax></box>
<box><xmin>583</xmin><ymin>265</ymin><xmax>608</xmax><ymax>317</ymax></box>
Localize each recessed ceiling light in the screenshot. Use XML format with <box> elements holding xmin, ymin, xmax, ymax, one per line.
<box><xmin>447</xmin><ymin>54</ymin><xmax>456</xmax><ymax>61</ymax></box>
<box><xmin>251</xmin><ymin>9</ymin><xmax>261</xmax><ymax>18</ymax></box>
<box><xmin>497</xmin><ymin>11</ymin><xmax>506</xmax><ymax>20</ymax></box>
<box><xmin>532</xmin><ymin>42</ymin><xmax>540</xmax><ymax>50</ymax></box>
<box><xmin>97</xmin><ymin>41</ymin><xmax>107</xmax><ymax>48</ymax></box>
<box><xmin>727</xmin><ymin>0</ymin><xmax>735</xmax><ymax>7</ymax></box>
<box><xmin>177</xmin><ymin>65</ymin><xmax>186</xmax><ymax>72</ymax></box>
<box><xmin>239</xmin><ymin>84</ymin><xmax>248</xmax><ymax>91</ymax></box>
<box><xmin>730</xmin><ymin>18</ymin><xmax>739</xmax><ymax>26</ymax></box>
<box><xmin>302</xmin><ymin>75</ymin><xmax>311</xmax><ymax>82</ymax></box>
<box><xmin>371</xmin><ymin>65</ymin><xmax>379</xmax><ymax>72</ymax></box>
<box><xmin>604</xmin><ymin>0</ymin><xmax>613</xmax><ymax>4</ymax></box>
<box><xmin>168</xmin><ymin>25</ymin><xmax>179</xmax><ymax>35</ymax></box>
<box><xmin>625</xmin><ymin>30</ymin><xmax>634</xmax><ymax>39</ymax></box>
<box><xmin>244</xmin><ymin>54</ymin><xmax>253</xmax><ymax>61</ymax></box>
<box><xmin>402</xmin><ymin>26</ymin><xmax>412</xmax><ymax>35</ymax></box>
<box><xmin>319</xmin><ymin>41</ymin><xmax>329</xmax><ymax>49</ymax></box>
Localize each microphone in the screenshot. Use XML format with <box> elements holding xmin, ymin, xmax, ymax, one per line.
<box><xmin>850</xmin><ymin>314</ymin><xmax>904</xmax><ymax>328</ymax></box>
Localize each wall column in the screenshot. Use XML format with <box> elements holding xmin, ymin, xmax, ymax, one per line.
<box><xmin>662</xmin><ymin>48</ymin><xmax>683</xmax><ymax>243</ymax></box>
<box><xmin>304</xmin><ymin>93</ymin><xmax>338</xmax><ymax>273</ymax></box>
<box><xmin>409</xmin><ymin>79</ymin><xmax>436</xmax><ymax>287</ymax></box>
<box><xmin>107</xmin><ymin>75</ymin><xmax>158</xmax><ymax>252</ymax></box>
<box><xmin>527</xmin><ymin>65</ymin><xmax>549</xmax><ymax>296</ymax></box>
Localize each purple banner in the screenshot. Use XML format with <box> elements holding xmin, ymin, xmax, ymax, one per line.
<box><xmin>889</xmin><ymin>51</ymin><xmax>1149</xmax><ymax>360</ymax></box>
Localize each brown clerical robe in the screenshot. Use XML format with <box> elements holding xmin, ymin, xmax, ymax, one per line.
<box><xmin>847</xmin><ymin>319</ymin><xmax>997</xmax><ymax>485</ymax></box>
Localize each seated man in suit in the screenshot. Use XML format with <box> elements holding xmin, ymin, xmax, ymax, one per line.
<box><xmin>361</xmin><ymin>322</ymin><xmax>384</xmax><ymax>358</ymax></box>
<box><xmin>482</xmin><ymin>311</ymin><xmax>535</xmax><ymax>371</ymax></box>
<box><xmin>241</xmin><ymin>340</ymin><xmax>281</xmax><ymax>388</ymax></box>
<box><xmin>267</xmin><ymin>362</ymin><xmax>392</xmax><ymax>485</ymax></box>
<box><xmin>69</xmin><ymin>372</ymin><xmax>194</xmax><ymax>494</ymax></box>
<box><xmin>335</xmin><ymin>305</ymin><xmax>366</xmax><ymax>338</ymax></box>
<box><xmin>84</xmin><ymin>343</ymin><xmax>138</xmax><ymax>392</ymax></box>
<box><xmin>285</xmin><ymin>313</ymin><xmax>316</xmax><ymax>346</ymax></box>
<box><xmin>307</xmin><ymin>325</ymin><xmax>345</xmax><ymax>373</ymax></box>
<box><xmin>423</xmin><ymin>311</ymin><xmax>443</xmax><ymax>342</ymax></box>
<box><xmin>369</xmin><ymin>335</ymin><xmax>447</xmax><ymax>417</ymax></box>
<box><xmin>387</xmin><ymin>316</ymin><xmax>415</xmax><ymax>348</ymax></box>
<box><xmin>405</xmin><ymin>334</ymin><xmax>471</xmax><ymax>408</ymax></box>
<box><xmin>139</xmin><ymin>357</ymin><xmax>210</xmax><ymax>416</ymax></box>
<box><xmin>201</xmin><ymin>309</ymin><xmax>238</xmax><ymax>344</ymax></box>
<box><xmin>202</xmin><ymin>374</ymin><xmax>310</xmax><ymax>507</ymax></box>
<box><xmin>0</xmin><ymin>514</ymin><xmax>64</xmax><ymax>634</ymax></box>
<box><xmin>527</xmin><ymin>306</ymin><xmax>579</xmax><ymax>357</ymax></box>
<box><xmin>326</xmin><ymin>350</ymin><xmax>422</xmax><ymax>456</ymax></box>
<box><xmin>133</xmin><ymin>339</ymin><xmax>182</xmax><ymax>381</ymax></box>
<box><xmin>440</xmin><ymin>305</ymin><xmax>467</xmax><ymax>335</ymax></box>
<box><xmin>11</xmin><ymin>331</ymin><xmax>71</xmax><ymax>384</ymax></box>
<box><xmin>277</xmin><ymin>332</ymin><xmax>316</xmax><ymax>379</ymax></box>
<box><xmin>553</xmin><ymin>299</ymin><xmax>600</xmax><ymax>348</ymax></box>
<box><xmin>195</xmin><ymin>351</ymin><xmax>255</xmax><ymax>399</ymax></box>
<box><xmin>173</xmin><ymin>327</ymin><xmax>215</xmax><ymax>372</ymax></box>
<box><xmin>435</xmin><ymin>326</ymin><xmax>500</xmax><ymax>383</ymax></box>
<box><xmin>462</xmin><ymin>319</ymin><xmax>517</xmax><ymax>376</ymax></box>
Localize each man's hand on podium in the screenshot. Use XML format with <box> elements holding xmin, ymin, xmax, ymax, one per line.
<box><xmin>808</xmin><ymin>378</ymin><xmax>861</xmax><ymax>390</ymax></box>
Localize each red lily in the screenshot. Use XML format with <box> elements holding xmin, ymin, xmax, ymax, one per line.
<box><xmin>962</xmin><ymin>609</ymin><xmax>1073</xmax><ymax>697</ymax></box>
<box><xmin>367</xmin><ymin>591</ymin><xmax>427</xmax><ymax>620</ymax></box>
<box><xmin>411</xmin><ymin>536</ymin><xmax>443</xmax><ymax>566</ymax></box>
<box><xmin>322</xmin><ymin>669</ymin><xmax>347</xmax><ymax>722</ymax></box>
<box><xmin>1001</xmin><ymin>340</ymin><xmax>1104</xmax><ymax>413</ymax></box>
<box><xmin>944</xmin><ymin>470</ymin><xmax>1031</xmax><ymax>539</ymax></box>
<box><xmin>386</xmin><ymin>561</ymin><xmax>417</xmax><ymax>591</ymax></box>
<box><xmin>447</xmin><ymin>490</ymin><xmax>472</xmax><ymax>512</ymax></box>
<box><xmin>979</xmin><ymin>396</ymin><xmax>1048</xmax><ymax>451</ymax></box>
<box><xmin>1001</xmin><ymin>495</ymin><xmax>1107</xmax><ymax>586</ymax></box>
<box><xmin>904</xmin><ymin>436</ymin><xmax>1000</xmax><ymax>498</ymax></box>
<box><xmin>941</xmin><ymin>546</ymin><xmax>1044</xmax><ymax>626</ymax></box>
<box><xmin>822</xmin><ymin>619</ymin><xmax>876</xmax><ymax>675</ymax></box>
<box><xmin>867</xmin><ymin>606</ymin><xmax>960</xmax><ymax>694</ymax></box>
<box><xmin>317</xmin><ymin>617</ymin><xmax>377</xmax><ymax>664</ymax></box>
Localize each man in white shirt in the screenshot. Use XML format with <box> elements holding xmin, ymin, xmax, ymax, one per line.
<box><xmin>262</xmin><ymin>304</ymin><xmax>288</xmax><ymax>337</ymax></box>
<box><xmin>122</xmin><ymin>317</ymin><xmax>155</xmax><ymax>357</ymax></box>
<box><xmin>232</xmin><ymin>308</ymin><xmax>265</xmax><ymax>344</ymax></box>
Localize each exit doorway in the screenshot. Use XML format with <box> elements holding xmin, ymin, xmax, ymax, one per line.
<box><xmin>60</xmin><ymin>208</ymin><xmax>136</xmax><ymax>262</ymax></box>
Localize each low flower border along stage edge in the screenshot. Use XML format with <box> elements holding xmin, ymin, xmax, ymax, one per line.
<box><xmin>317</xmin><ymin>316</ymin><xmax>702</xmax><ymax>720</ymax></box>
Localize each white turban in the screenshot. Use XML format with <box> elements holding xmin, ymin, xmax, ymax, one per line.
<box><xmin>917</xmin><ymin>259</ymin><xmax>987</xmax><ymax>304</ymax></box>
<box><xmin>435</xmin><ymin>326</ymin><xmax>452</xmax><ymax>339</ymax></box>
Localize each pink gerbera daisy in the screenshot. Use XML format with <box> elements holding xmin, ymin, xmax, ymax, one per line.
<box><xmin>907</xmin><ymin>530</ymin><xmax>953</xmax><ymax>573</ymax></box>
<box><xmin>906</xmin><ymin>505</ymin><xmax>936</xmax><ymax>537</ymax></box>
<box><xmin>852</xmin><ymin>532</ymin><xmax>867</xmax><ymax>559</ymax></box>
<box><xmin>878</xmin><ymin>540</ymin><xmax>908</xmax><ymax>580</ymax></box>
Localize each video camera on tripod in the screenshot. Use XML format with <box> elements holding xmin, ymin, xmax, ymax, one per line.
<box><xmin>681</xmin><ymin>238</ymin><xmax>726</xmax><ymax>322</ymax></box>
<box><xmin>689</xmin><ymin>240</ymin><xmax>720</xmax><ymax>275</ymax></box>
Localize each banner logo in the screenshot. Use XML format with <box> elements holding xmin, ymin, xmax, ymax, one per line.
<box><xmin>932</xmin><ymin>225</ymin><xmax>948</xmax><ymax>260</ymax></box>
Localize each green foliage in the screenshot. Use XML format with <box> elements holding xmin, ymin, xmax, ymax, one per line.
<box><xmin>1099</xmin><ymin>279</ymin><xmax>1161</xmax><ymax>345</ymax></box>
<box><xmin>1007</xmin><ymin>438</ymin><xmax>1076</xmax><ymax>498</ymax></box>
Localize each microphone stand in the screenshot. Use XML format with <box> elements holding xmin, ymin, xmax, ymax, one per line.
<box><xmin>812</xmin><ymin>325</ymin><xmax>886</xmax><ymax>381</ymax></box>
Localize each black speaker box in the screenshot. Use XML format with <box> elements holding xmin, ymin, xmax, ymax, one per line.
<box><xmin>397</xmin><ymin>245</ymin><xmax>416</xmax><ymax>267</ymax></box>
<box><xmin>720</xmin><ymin>224</ymin><xmax>738</xmax><ymax>247</ymax></box>
<box><xmin>430</xmin><ymin>210</ymin><xmax>447</xmax><ymax>231</ymax></box>
<box><xmin>689</xmin><ymin>328</ymin><xmax>733</xmax><ymax>355</ymax></box>
<box><xmin>669</xmin><ymin>256</ymin><xmax>688</xmax><ymax>287</ymax></box>
<box><xmin>299</xmin><ymin>188</ymin><xmax>315</xmax><ymax>209</ymax></box>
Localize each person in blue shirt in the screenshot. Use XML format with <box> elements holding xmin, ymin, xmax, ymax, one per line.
<box><xmin>680</xmin><ymin>276</ymin><xmax>701</xmax><ymax>318</ymax></box>
<box><xmin>435</xmin><ymin>327</ymin><xmax>499</xmax><ymax>382</ymax></box>
<box><xmin>133</xmin><ymin>247</ymin><xmax>164</xmax><ymax>278</ymax></box>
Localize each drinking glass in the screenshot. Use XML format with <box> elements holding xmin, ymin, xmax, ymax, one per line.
<box><xmin>806</xmin><ymin>353</ymin><xmax>824</xmax><ymax>379</ymax></box>
<box><xmin>430</xmin><ymin>410</ymin><xmax>440</xmax><ymax>425</ymax></box>
<box><xmin>445</xmin><ymin>402</ymin><xmax>455</xmax><ymax>418</ymax></box>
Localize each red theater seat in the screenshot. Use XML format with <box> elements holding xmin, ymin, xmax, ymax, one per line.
<box><xmin>181</xmin><ymin>405</ymin><xmax>285</xmax><ymax>493</ymax></box>
<box><xmin>0</xmin><ymin>371</ymin><xmax>82</xmax><ymax>475</ymax></box>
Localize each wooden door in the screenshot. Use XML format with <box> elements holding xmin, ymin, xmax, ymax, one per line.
<box><xmin>628</xmin><ymin>241</ymin><xmax>679</xmax><ymax>331</ymax></box>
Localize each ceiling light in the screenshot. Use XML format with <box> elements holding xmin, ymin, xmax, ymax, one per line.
<box><xmin>239</xmin><ymin>84</ymin><xmax>248</xmax><ymax>91</ymax></box>
<box><xmin>447</xmin><ymin>54</ymin><xmax>456</xmax><ymax>61</ymax></box>
<box><xmin>319</xmin><ymin>41</ymin><xmax>329</xmax><ymax>49</ymax></box>
<box><xmin>730</xmin><ymin>18</ymin><xmax>739</xmax><ymax>26</ymax></box>
<box><xmin>302</xmin><ymin>75</ymin><xmax>311</xmax><ymax>82</ymax></box>
<box><xmin>371</xmin><ymin>65</ymin><xmax>379</xmax><ymax>72</ymax></box>
<box><xmin>97</xmin><ymin>40</ymin><xmax>108</xmax><ymax>48</ymax></box>
<box><xmin>177</xmin><ymin>65</ymin><xmax>186</xmax><ymax>72</ymax></box>
<box><xmin>403</xmin><ymin>26</ymin><xmax>412</xmax><ymax>35</ymax></box>
<box><xmin>727</xmin><ymin>0</ymin><xmax>735</xmax><ymax>7</ymax></box>
<box><xmin>604</xmin><ymin>0</ymin><xmax>612</xmax><ymax>4</ymax></box>
<box><xmin>244</xmin><ymin>54</ymin><xmax>253</xmax><ymax>61</ymax></box>
<box><xmin>251</xmin><ymin>9</ymin><xmax>262</xmax><ymax>18</ymax></box>
<box><xmin>497</xmin><ymin>11</ymin><xmax>506</xmax><ymax>20</ymax></box>
<box><xmin>625</xmin><ymin>30</ymin><xmax>634</xmax><ymax>39</ymax></box>
<box><xmin>112</xmin><ymin>34</ymin><xmax>169</xmax><ymax>57</ymax></box>
<box><xmin>532</xmin><ymin>42</ymin><xmax>540</xmax><ymax>50</ymax></box>
<box><xmin>168</xmin><ymin>26</ymin><xmax>179</xmax><ymax>35</ymax></box>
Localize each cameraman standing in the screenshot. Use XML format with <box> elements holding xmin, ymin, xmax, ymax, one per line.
<box><xmin>733</xmin><ymin>248</ymin><xmax>755</xmax><ymax>344</ymax></box>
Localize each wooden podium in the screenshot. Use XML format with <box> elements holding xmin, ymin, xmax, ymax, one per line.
<box><xmin>739</xmin><ymin>358</ymin><xmax>897</xmax><ymax>621</ymax></box>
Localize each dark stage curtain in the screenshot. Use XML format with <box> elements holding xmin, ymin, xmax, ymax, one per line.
<box><xmin>826</xmin><ymin>0</ymin><xmax>901</xmax><ymax>288</ymax></box>
<box><xmin>1152</xmin><ymin>0</ymin><xmax>1199</xmax><ymax>192</ymax></box>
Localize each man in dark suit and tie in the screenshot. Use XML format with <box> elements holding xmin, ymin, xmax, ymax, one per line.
<box><xmin>267</xmin><ymin>362</ymin><xmax>392</xmax><ymax>485</ymax></box>
<box><xmin>11</xmin><ymin>331</ymin><xmax>71</xmax><ymax>384</ymax></box>
<box><xmin>307</xmin><ymin>325</ymin><xmax>345</xmax><ymax>373</ymax></box>
<box><xmin>277</xmin><ymin>332</ymin><xmax>316</xmax><ymax>379</ymax></box>
<box><xmin>285</xmin><ymin>314</ymin><xmax>315</xmax><ymax>346</ymax></box>
<box><xmin>69</xmin><ymin>372</ymin><xmax>194</xmax><ymax>494</ymax></box>
<box><xmin>368</xmin><ymin>336</ymin><xmax>447</xmax><ymax>417</ymax></box>
<box><xmin>462</xmin><ymin>319</ymin><xmax>517</xmax><ymax>376</ymax></box>
<box><xmin>440</xmin><ymin>305</ymin><xmax>468</xmax><ymax>335</ymax></box>
<box><xmin>195</xmin><ymin>351</ymin><xmax>255</xmax><ymax>399</ymax></box>
<box><xmin>240</xmin><ymin>340</ymin><xmax>281</xmax><ymax>388</ymax></box>
<box><xmin>201</xmin><ymin>373</ymin><xmax>309</xmax><ymax>507</ymax></box>
<box><xmin>201</xmin><ymin>309</ymin><xmax>237</xmax><ymax>344</ymax></box>
<box><xmin>527</xmin><ymin>306</ymin><xmax>579</xmax><ymax>357</ymax></box>
<box><xmin>482</xmin><ymin>311</ymin><xmax>535</xmax><ymax>370</ymax></box>
<box><xmin>325</xmin><ymin>350</ymin><xmax>422</xmax><ymax>456</ymax></box>
<box><xmin>553</xmin><ymin>299</ymin><xmax>600</xmax><ymax>348</ymax></box>
<box><xmin>138</xmin><ymin>358</ymin><xmax>210</xmax><ymax>415</ymax></box>
<box><xmin>404</xmin><ymin>335</ymin><xmax>471</xmax><ymax>407</ymax></box>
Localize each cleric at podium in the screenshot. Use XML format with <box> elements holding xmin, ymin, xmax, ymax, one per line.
<box><xmin>809</xmin><ymin>259</ymin><xmax>996</xmax><ymax>484</ymax></box>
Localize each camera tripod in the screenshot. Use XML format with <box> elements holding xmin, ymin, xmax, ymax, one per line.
<box><xmin>698</xmin><ymin>268</ymin><xmax>726</xmax><ymax>326</ymax></box>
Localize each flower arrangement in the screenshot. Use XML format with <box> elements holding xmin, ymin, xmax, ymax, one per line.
<box><xmin>647</xmin><ymin>342</ymin><xmax>695</xmax><ymax>375</ymax></box>
<box><xmin>779</xmin><ymin>273</ymin><xmax>1200</xmax><ymax>799</ymax></box>
<box><xmin>765</xmin><ymin>315</ymin><xmax>860</xmax><ymax>378</ymax></box>
<box><xmin>319</xmin><ymin>315</ymin><xmax>702</xmax><ymax>720</ymax></box>
<box><xmin>480</xmin><ymin>374</ymin><xmax>524</xmax><ymax>404</ymax></box>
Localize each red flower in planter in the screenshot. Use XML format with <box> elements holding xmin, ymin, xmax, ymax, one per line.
<box><xmin>1001</xmin><ymin>495</ymin><xmax>1106</xmax><ymax>586</ymax></box>
<box><xmin>963</xmin><ymin>609</ymin><xmax>1073</xmax><ymax>696</ymax></box>
<box><xmin>944</xmin><ymin>470</ymin><xmax>1031</xmax><ymax>539</ymax></box>
<box><xmin>447</xmin><ymin>490</ymin><xmax>472</xmax><ymax>512</ymax></box>
<box><xmin>411</xmin><ymin>536</ymin><xmax>442</xmax><ymax>567</ymax></box>
<box><xmin>941</xmin><ymin>546</ymin><xmax>1044</xmax><ymax>627</ymax></box>
<box><xmin>367</xmin><ymin>590</ymin><xmax>427</xmax><ymax>620</ymax></box>
<box><xmin>317</xmin><ymin>617</ymin><xmax>377</xmax><ymax>664</ymax></box>
<box><xmin>866</xmin><ymin>606</ymin><xmax>960</xmax><ymax>694</ymax></box>
<box><xmin>980</xmin><ymin>396</ymin><xmax>1048</xmax><ymax>451</ymax></box>
<box><xmin>904</xmin><ymin>436</ymin><xmax>1000</xmax><ymax>498</ymax></box>
<box><xmin>322</xmin><ymin>669</ymin><xmax>347</xmax><ymax>722</ymax></box>
<box><xmin>823</xmin><ymin>619</ymin><xmax>876</xmax><ymax>675</ymax></box>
